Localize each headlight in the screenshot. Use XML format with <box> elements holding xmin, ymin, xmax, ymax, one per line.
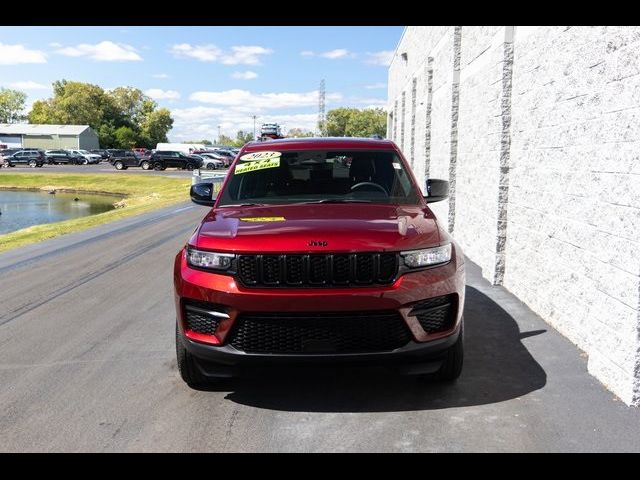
<box><xmin>401</xmin><ymin>244</ymin><xmax>452</xmax><ymax>268</ymax></box>
<box><xmin>186</xmin><ymin>247</ymin><xmax>234</xmax><ymax>270</ymax></box>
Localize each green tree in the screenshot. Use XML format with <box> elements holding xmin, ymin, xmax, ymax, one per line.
<box><xmin>345</xmin><ymin>108</ymin><xmax>387</xmax><ymax>137</ymax></box>
<box><xmin>0</xmin><ymin>88</ymin><xmax>27</xmax><ymax>123</ymax></box>
<box><xmin>26</xmin><ymin>80</ymin><xmax>174</xmax><ymax>149</ymax></box>
<box><xmin>217</xmin><ymin>134</ymin><xmax>235</xmax><ymax>146</ymax></box>
<box><xmin>184</xmin><ymin>139</ymin><xmax>212</xmax><ymax>145</ymax></box>
<box><xmin>233</xmin><ymin>130</ymin><xmax>254</xmax><ymax>147</ymax></box>
<box><xmin>113</xmin><ymin>126</ymin><xmax>137</xmax><ymax>148</ymax></box>
<box><xmin>286</xmin><ymin>128</ymin><xmax>314</xmax><ymax>138</ymax></box>
<box><xmin>321</xmin><ymin>107</ymin><xmax>386</xmax><ymax>138</ymax></box>
<box><xmin>139</xmin><ymin>108</ymin><xmax>173</xmax><ymax>148</ymax></box>
<box><xmin>322</xmin><ymin>107</ymin><xmax>357</xmax><ymax>136</ymax></box>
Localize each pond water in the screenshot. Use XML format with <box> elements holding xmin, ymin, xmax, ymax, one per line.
<box><xmin>0</xmin><ymin>190</ymin><xmax>122</xmax><ymax>235</ymax></box>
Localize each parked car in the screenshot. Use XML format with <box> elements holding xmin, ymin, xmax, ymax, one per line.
<box><xmin>44</xmin><ymin>150</ymin><xmax>85</xmax><ymax>165</ymax></box>
<box><xmin>148</xmin><ymin>150</ymin><xmax>203</xmax><ymax>171</ymax></box>
<box><xmin>67</xmin><ymin>149</ymin><xmax>101</xmax><ymax>164</ymax></box>
<box><xmin>209</xmin><ymin>150</ymin><xmax>234</xmax><ymax>167</ymax></box>
<box><xmin>174</xmin><ymin>137</ymin><xmax>465</xmax><ymax>387</ymax></box>
<box><xmin>90</xmin><ymin>149</ymin><xmax>110</xmax><ymax>160</ymax></box>
<box><xmin>198</xmin><ymin>153</ymin><xmax>225</xmax><ymax>170</ymax></box>
<box><xmin>4</xmin><ymin>149</ymin><xmax>46</xmax><ymax>168</ymax></box>
<box><xmin>110</xmin><ymin>150</ymin><xmax>152</xmax><ymax>170</ymax></box>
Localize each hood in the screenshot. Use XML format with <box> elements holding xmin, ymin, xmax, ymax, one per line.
<box><xmin>194</xmin><ymin>204</ymin><xmax>441</xmax><ymax>253</ymax></box>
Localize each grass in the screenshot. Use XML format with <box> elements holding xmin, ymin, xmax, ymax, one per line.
<box><xmin>0</xmin><ymin>172</ymin><xmax>195</xmax><ymax>253</ymax></box>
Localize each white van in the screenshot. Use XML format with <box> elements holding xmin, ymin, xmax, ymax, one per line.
<box><xmin>155</xmin><ymin>143</ymin><xmax>206</xmax><ymax>154</ymax></box>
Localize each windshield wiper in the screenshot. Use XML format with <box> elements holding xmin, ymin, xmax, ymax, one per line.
<box><xmin>217</xmin><ymin>203</ymin><xmax>265</xmax><ymax>208</ymax></box>
<box><xmin>297</xmin><ymin>199</ymin><xmax>373</xmax><ymax>204</ymax></box>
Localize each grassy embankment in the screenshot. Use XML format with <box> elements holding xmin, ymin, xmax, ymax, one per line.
<box><xmin>0</xmin><ymin>173</ymin><xmax>196</xmax><ymax>253</ymax></box>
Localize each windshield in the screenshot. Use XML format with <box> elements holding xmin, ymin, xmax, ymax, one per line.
<box><xmin>217</xmin><ymin>149</ymin><xmax>421</xmax><ymax>207</ymax></box>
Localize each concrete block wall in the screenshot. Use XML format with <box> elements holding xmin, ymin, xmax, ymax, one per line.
<box><xmin>387</xmin><ymin>26</ymin><xmax>640</xmax><ymax>406</ymax></box>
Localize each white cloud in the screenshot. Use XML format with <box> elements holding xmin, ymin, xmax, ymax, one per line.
<box><xmin>170</xmin><ymin>44</ymin><xmax>272</xmax><ymax>65</ymax></box>
<box><xmin>300</xmin><ymin>50</ymin><xmax>314</xmax><ymax>57</ymax></box>
<box><xmin>152</xmin><ymin>73</ymin><xmax>169</xmax><ymax>79</ymax></box>
<box><xmin>364</xmin><ymin>82</ymin><xmax>387</xmax><ymax>90</ymax></box>
<box><xmin>222</xmin><ymin>46</ymin><xmax>273</xmax><ymax>65</ymax></box>
<box><xmin>365</xmin><ymin>50</ymin><xmax>394</xmax><ymax>66</ymax></box>
<box><xmin>56</xmin><ymin>41</ymin><xmax>142</xmax><ymax>61</ymax></box>
<box><xmin>49</xmin><ymin>42</ymin><xmax>62</xmax><ymax>48</ymax></box>
<box><xmin>145</xmin><ymin>88</ymin><xmax>180</xmax><ymax>100</ymax></box>
<box><xmin>170</xmin><ymin>106</ymin><xmax>318</xmax><ymax>140</ymax></box>
<box><xmin>0</xmin><ymin>43</ymin><xmax>47</xmax><ymax>65</ymax></box>
<box><xmin>320</xmin><ymin>48</ymin><xmax>350</xmax><ymax>59</ymax></box>
<box><xmin>8</xmin><ymin>81</ymin><xmax>49</xmax><ymax>90</ymax></box>
<box><xmin>347</xmin><ymin>96</ymin><xmax>387</xmax><ymax>107</ymax></box>
<box><xmin>189</xmin><ymin>89</ymin><xmax>342</xmax><ymax>110</ymax></box>
<box><xmin>170</xmin><ymin>43</ymin><xmax>221</xmax><ymax>62</ymax></box>
<box><xmin>231</xmin><ymin>70</ymin><xmax>258</xmax><ymax>80</ymax></box>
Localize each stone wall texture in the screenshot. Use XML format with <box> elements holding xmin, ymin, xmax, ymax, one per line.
<box><xmin>387</xmin><ymin>26</ymin><xmax>640</xmax><ymax>406</ymax></box>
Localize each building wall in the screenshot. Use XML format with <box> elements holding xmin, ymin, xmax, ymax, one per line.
<box><xmin>388</xmin><ymin>26</ymin><xmax>640</xmax><ymax>406</ymax></box>
<box><xmin>22</xmin><ymin>134</ymin><xmax>79</xmax><ymax>149</ymax></box>
<box><xmin>0</xmin><ymin>135</ymin><xmax>22</xmax><ymax>148</ymax></box>
<box><xmin>78</xmin><ymin>129</ymin><xmax>99</xmax><ymax>149</ymax></box>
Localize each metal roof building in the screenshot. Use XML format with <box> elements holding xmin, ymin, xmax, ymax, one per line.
<box><xmin>0</xmin><ymin>124</ymin><xmax>99</xmax><ymax>150</ymax></box>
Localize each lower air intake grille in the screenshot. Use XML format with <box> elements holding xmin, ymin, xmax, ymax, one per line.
<box><xmin>228</xmin><ymin>311</ymin><xmax>411</xmax><ymax>354</ymax></box>
<box><xmin>409</xmin><ymin>294</ymin><xmax>457</xmax><ymax>334</ymax></box>
<box><xmin>184</xmin><ymin>301</ymin><xmax>224</xmax><ymax>336</ymax></box>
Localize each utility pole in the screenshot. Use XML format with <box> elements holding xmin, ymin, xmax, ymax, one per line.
<box><xmin>217</xmin><ymin>125</ymin><xmax>221</xmax><ymax>143</ymax></box>
<box><xmin>318</xmin><ymin>79</ymin><xmax>326</xmax><ymax>136</ymax></box>
<box><xmin>252</xmin><ymin>115</ymin><xmax>257</xmax><ymax>140</ymax></box>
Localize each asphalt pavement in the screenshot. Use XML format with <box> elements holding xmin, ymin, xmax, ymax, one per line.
<box><xmin>1</xmin><ymin>203</ymin><xmax>639</xmax><ymax>452</ymax></box>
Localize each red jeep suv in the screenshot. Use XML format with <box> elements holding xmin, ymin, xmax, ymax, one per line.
<box><xmin>174</xmin><ymin>137</ymin><xmax>465</xmax><ymax>386</ymax></box>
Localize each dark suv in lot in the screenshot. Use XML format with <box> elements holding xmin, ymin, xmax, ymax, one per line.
<box><xmin>3</xmin><ymin>149</ymin><xmax>46</xmax><ymax>168</ymax></box>
<box><xmin>44</xmin><ymin>150</ymin><xmax>85</xmax><ymax>165</ymax></box>
<box><xmin>174</xmin><ymin>137</ymin><xmax>465</xmax><ymax>387</ymax></box>
<box><xmin>110</xmin><ymin>150</ymin><xmax>151</xmax><ymax>170</ymax></box>
<box><xmin>149</xmin><ymin>151</ymin><xmax>203</xmax><ymax>171</ymax></box>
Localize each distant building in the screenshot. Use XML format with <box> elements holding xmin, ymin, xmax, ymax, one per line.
<box><xmin>0</xmin><ymin>124</ymin><xmax>99</xmax><ymax>150</ymax></box>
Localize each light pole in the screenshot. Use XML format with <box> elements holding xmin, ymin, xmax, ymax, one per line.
<box><xmin>252</xmin><ymin>115</ymin><xmax>257</xmax><ymax>140</ymax></box>
<box><xmin>217</xmin><ymin>125</ymin><xmax>221</xmax><ymax>144</ymax></box>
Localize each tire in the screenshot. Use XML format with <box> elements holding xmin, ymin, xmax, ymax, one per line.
<box><xmin>185</xmin><ymin>162</ymin><xmax>196</xmax><ymax>171</ymax></box>
<box><xmin>153</xmin><ymin>162</ymin><xmax>164</xmax><ymax>171</ymax></box>
<box><xmin>36</xmin><ymin>163</ymin><xmax>43</xmax><ymax>168</ymax></box>
<box><xmin>176</xmin><ymin>324</ymin><xmax>207</xmax><ymax>387</ymax></box>
<box><xmin>82</xmin><ymin>159</ymin><xmax>88</xmax><ymax>165</ymax></box>
<box><xmin>28</xmin><ymin>160</ymin><xmax>37</xmax><ymax>168</ymax></box>
<box><xmin>432</xmin><ymin>321</ymin><xmax>464</xmax><ymax>381</ymax></box>
<box><xmin>206</xmin><ymin>163</ymin><xmax>216</xmax><ymax>170</ymax></box>
<box><xmin>114</xmin><ymin>161</ymin><xmax>124</xmax><ymax>170</ymax></box>
<box><xmin>141</xmin><ymin>160</ymin><xmax>150</xmax><ymax>170</ymax></box>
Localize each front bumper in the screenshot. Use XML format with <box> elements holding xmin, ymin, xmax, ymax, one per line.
<box><xmin>174</xmin><ymin>246</ymin><xmax>465</xmax><ymax>371</ymax></box>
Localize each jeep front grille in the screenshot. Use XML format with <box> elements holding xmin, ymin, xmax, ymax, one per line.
<box><xmin>236</xmin><ymin>253</ymin><xmax>398</xmax><ymax>288</ymax></box>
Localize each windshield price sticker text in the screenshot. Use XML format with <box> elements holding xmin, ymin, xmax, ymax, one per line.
<box><xmin>234</xmin><ymin>157</ymin><xmax>280</xmax><ymax>175</ymax></box>
<box><xmin>239</xmin><ymin>151</ymin><xmax>281</xmax><ymax>162</ymax></box>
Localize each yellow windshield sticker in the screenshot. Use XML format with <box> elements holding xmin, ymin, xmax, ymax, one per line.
<box><xmin>239</xmin><ymin>216</ymin><xmax>286</xmax><ymax>222</ymax></box>
<box><xmin>239</xmin><ymin>151</ymin><xmax>281</xmax><ymax>162</ymax></box>
<box><xmin>234</xmin><ymin>157</ymin><xmax>280</xmax><ymax>175</ymax></box>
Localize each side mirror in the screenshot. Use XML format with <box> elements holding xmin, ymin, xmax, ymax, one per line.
<box><xmin>424</xmin><ymin>179</ymin><xmax>449</xmax><ymax>203</ymax></box>
<box><xmin>190</xmin><ymin>182</ymin><xmax>216</xmax><ymax>206</ymax></box>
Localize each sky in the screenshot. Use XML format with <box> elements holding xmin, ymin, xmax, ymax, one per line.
<box><xmin>0</xmin><ymin>26</ymin><xmax>403</xmax><ymax>141</ymax></box>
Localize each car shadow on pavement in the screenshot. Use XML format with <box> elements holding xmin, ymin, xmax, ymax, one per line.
<box><xmin>208</xmin><ymin>285</ymin><xmax>547</xmax><ymax>412</ymax></box>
